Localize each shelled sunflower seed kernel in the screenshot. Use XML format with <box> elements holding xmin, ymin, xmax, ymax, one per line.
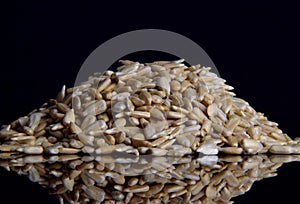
<box><xmin>1</xmin><ymin>154</ymin><xmax>300</xmax><ymax>203</ymax></box>
<box><xmin>1</xmin><ymin>59</ymin><xmax>300</xmax><ymax>156</ymax></box>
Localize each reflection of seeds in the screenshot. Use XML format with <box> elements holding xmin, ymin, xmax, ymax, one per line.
<box><xmin>28</xmin><ymin>166</ymin><xmax>40</xmax><ymax>182</ymax></box>
<box><xmin>2</xmin><ymin>151</ymin><xmax>300</xmax><ymax>203</ymax></box>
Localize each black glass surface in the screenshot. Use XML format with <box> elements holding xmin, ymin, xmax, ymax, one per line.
<box><xmin>2</xmin><ymin>1</ymin><xmax>300</xmax><ymax>203</ymax></box>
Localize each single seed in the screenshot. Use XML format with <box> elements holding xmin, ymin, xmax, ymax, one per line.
<box><xmin>23</xmin><ymin>146</ymin><xmax>43</xmax><ymax>154</ymax></box>
<box><xmin>112</xmin><ymin>101</ymin><xmax>127</xmax><ymax>113</ymax></box>
<box><xmin>124</xmin><ymin>185</ymin><xmax>150</xmax><ymax>193</ymax></box>
<box><xmin>63</xmin><ymin>109</ymin><xmax>75</xmax><ymax>125</ymax></box>
<box><xmin>166</xmin><ymin>111</ymin><xmax>185</xmax><ymax>119</ymax></box>
<box><xmin>97</xmin><ymin>78</ymin><xmax>111</xmax><ymax>93</ymax></box>
<box><xmin>170</xmin><ymin>80</ymin><xmax>181</xmax><ymax>91</ymax></box>
<box><xmin>126</xmin><ymin>111</ymin><xmax>150</xmax><ymax>118</ymax></box>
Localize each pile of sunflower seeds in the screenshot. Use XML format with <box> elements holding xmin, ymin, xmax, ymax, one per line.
<box><xmin>1</xmin><ymin>154</ymin><xmax>300</xmax><ymax>203</ymax></box>
<box><xmin>1</xmin><ymin>59</ymin><xmax>300</xmax><ymax>156</ymax></box>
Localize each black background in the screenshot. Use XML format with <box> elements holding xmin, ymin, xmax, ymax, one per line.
<box><xmin>1</xmin><ymin>1</ymin><xmax>299</xmax><ymax>203</ymax></box>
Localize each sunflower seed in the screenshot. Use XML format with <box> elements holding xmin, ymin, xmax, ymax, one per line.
<box><xmin>97</xmin><ymin>78</ymin><xmax>111</xmax><ymax>93</ymax></box>
<box><xmin>164</xmin><ymin>185</ymin><xmax>185</xmax><ymax>193</ymax></box>
<box><xmin>82</xmin><ymin>185</ymin><xmax>105</xmax><ymax>202</ymax></box>
<box><xmin>269</xmin><ymin>145</ymin><xmax>300</xmax><ymax>154</ymax></box>
<box><xmin>241</xmin><ymin>139</ymin><xmax>263</xmax><ymax>154</ymax></box>
<box><xmin>112</xmin><ymin>101</ymin><xmax>127</xmax><ymax>113</ymax></box>
<box><xmin>28</xmin><ymin>113</ymin><xmax>41</xmax><ymax>131</ymax></box>
<box><xmin>83</xmin><ymin>100</ymin><xmax>107</xmax><ymax>116</ymax></box>
<box><xmin>23</xmin><ymin>146</ymin><xmax>43</xmax><ymax>154</ymax></box>
<box><xmin>63</xmin><ymin>109</ymin><xmax>75</xmax><ymax>125</ymax></box>
<box><xmin>127</xmin><ymin>111</ymin><xmax>150</xmax><ymax>118</ymax></box>
<box><xmin>170</xmin><ymin>80</ymin><xmax>181</xmax><ymax>92</ymax></box>
<box><xmin>197</xmin><ymin>139</ymin><xmax>218</xmax><ymax>155</ymax></box>
<box><xmin>157</xmin><ymin>77</ymin><xmax>170</xmax><ymax>95</ymax></box>
<box><xmin>62</xmin><ymin>177</ymin><xmax>74</xmax><ymax>191</ymax></box>
<box><xmin>166</xmin><ymin>111</ymin><xmax>185</xmax><ymax>119</ymax></box>
<box><xmin>150</xmin><ymin>108</ymin><xmax>165</xmax><ymax>121</ymax></box>
<box><xmin>70</xmin><ymin>122</ymin><xmax>82</xmax><ymax>134</ymax></box>
<box><xmin>220</xmin><ymin>147</ymin><xmax>243</xmax><ymax>154</ymax></box>
<box><xmin>95</xmin><ymin>145</ymin><xmax>116</xmax><ymax>154</ymax></box>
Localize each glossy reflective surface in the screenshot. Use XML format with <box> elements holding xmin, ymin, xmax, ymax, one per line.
<box><xmin>1</xmin><ymin>153</ymin><xmax>299</xmax><ymax>204</ymax></box>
